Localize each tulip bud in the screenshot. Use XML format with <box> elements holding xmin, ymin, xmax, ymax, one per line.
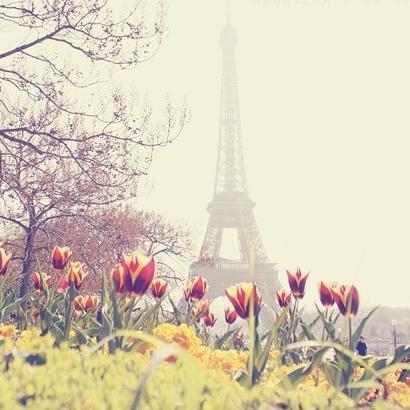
<box><xmin>224</xmin><ymin>306</ymin><xmax>237</xmax><ymax>324</ymax></box>
<box><xmin>276</xmin><ymin>289</ymin><xmax>292</xmax><ymax>308</ymax></box>
<box><xmin>111</xmin><ymin>263</ymin><xmax>126</xmax><ymax>293</ymax></box>
<box><xmin>32</xmin><ymin>272</ymin><xmax>51</xmax><ymax>292</ymax></box>
<box><xmin>192</xmin><ymin>300</ymin><xmax>210</xmax><ymax>319</ymax></box>
<box><xmin>67</xmin><ymin>261</ymin><xmax>88</xmax><ymax>290</ymax></box>
<box><xmin>331</xmin><ymin>285</ymin><xmax>359</xmax><ymax>317</ymax></box>
<box><xmin>150</xmin><ymin>278</ymin><xmax>168</xmax><ymax>299</ymax></box>
<box><xmin>203</xmin><ymin>312</ymin><xmax>217</xmax><ymax>327</ymax></box>
<box><xmin>183</xmin><ymin>287</ymin><xmax>192</xmax><ymax>302</ymax></box>
<box><xmin>318</xmin><ymin>281</ymin><xmax>336</xmax><ymax>308</ymax></box>
<box><xmin>225</xmin><ymin>282</ymin><xmax>262</xmax><ymax>319</ymax></box>
<box><xmin>51</xmin><ymin>246</ymin><xmax>72</xmax><ymax>270</ymax></box>
<box><xmin>121</xmin><ymin>251</ymin><xmax>156</xmax><ymax>295</ymax></box>
<box><xmin>57</xmin><ymin>275</ymin><xmax>69</xmax><ymax>294</ymax></box>
<box><xmin>0</xmin><ymin>247</ymin><xmax>12</xmax><ymax>276</ymax></box>
<box><xmin>286</xmin><ymin>267</ymin><xmax>309</xmax><ymax>299</ymax></box>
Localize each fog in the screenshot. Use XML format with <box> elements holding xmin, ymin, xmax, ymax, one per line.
<box><xmin>3</xmin><ymin>0</ymin><xmax>410</xmax><ymax>308</ymax></box>
<box><xmin>131</xmin><ymin>1</ymin><xmax>410</xmax><ymax>308</ymax></box>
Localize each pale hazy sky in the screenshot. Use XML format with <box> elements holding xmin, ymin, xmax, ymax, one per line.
<box><xmin>5</xmin><ymin>0</ymin><xmax>407</xmax><ymax>308</ymax></box>
<box><xmin>128</xmin><ymin>0</ymin><xmax>410</xmax><ymax>308</ymax></box>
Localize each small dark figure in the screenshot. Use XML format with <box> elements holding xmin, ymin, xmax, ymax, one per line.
<box><xmin>356</xmin><ymin>335</ymin><xmax>368</xmax><ymax>356</ymax></box>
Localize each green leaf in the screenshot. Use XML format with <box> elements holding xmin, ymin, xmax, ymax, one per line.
<box><xmin>169</xmin><ymin>297</ymin><xmax>185</xmax><ymax>325</ymax></box>
<box><xmin>323</xmin><ymin>361</ymin><xmax>342</xmax><ymax>390</ymax></box>
<box><xmin>133</xmin><ymin>296</ymin><xmax>164</xmax><ymax>330</ymax></box>
<box><xmin>349</xmin><ymin>362</ymin><xmax>410</xmax><ymax>403</ymax></box>
<box><xmin>86</xmin><ymin>326</ymin><xmax>102</xmax><ymax>338</ymax></box>
<box><xmin>50</xmin><ymin>294</ymin><xmax>64</xmax><ymax>314</ymax></box>
<box><xmin>369</xmin><ymin>344</ymin><xmax>410</xmax><ymax>373</ymax></box>
<box><xmin>52</xmin><ymin>322</ymin><xmax>65</xmax><ymax>345</ymax></box>
<box><xmin>101</xmin><ymin>306</ymin><xmax>112</xmax><ymax>334</ymax></box>
<box><xmin>308</xmin><ymin>315</ymin><xmax>321</xmax><ymax>329</ymax></box>
<box><xmin>71</xmin><ymin>322</ymin><xmax>90</xmax><ymax>345</ymax></box>
<box><xmin>110</xmin><ymin>288</ymin><xmax>123</xmax><ymax>330</ymax></box>
<box><xmin>299</xmin><ymin>319</ymin><xmax>317</xmax><ymax>341</ymax></box>
<box><xmin>213</xmin><ymin>327</ymin><xmax>241</xmax><ymax>350</ymax></box>
<box><xmin>285</xmin><ymin>339</ymin><xmax>407</xmax><ymax>403</ymax></box>
<box><xmin>345</xmin><ymin>380</ymin><xmax>381</xmax><ymax>390</ymax></box>
<box><xmin>281</xmin><ymin>346</ymin><xmax>329</xmax><ymax>388</ymax></box>
<box><xmin>315</xmin><ymin>303</ymin><xmax>336</xmax><ymax>340</ymax></box>
<box><xmin>1</xmin><ymin>293</ymin><xmax>31</xmax><ymax>320</ymax></box>
<box><xmin>332</xmin><ymin>312</ymin><xmax>340</xmax><ymax>325</ymax></box>
<box><xmin>18</xmin><ymin>303</ymin><xmax>27</xmax><ymax>330</ymax></box>
<box><xmin>255</xmin><ymin>307</ymin><xmax>289</xmax><ymax>374</ymax></box>
<box><xmin>100</xmin><ymin>305</ymin><xmax>115</xmax><ymax>353</ymax></box>
<box><xmin>351</xmin><ymin>305</ymin><xmax>379</xmax><ymax>349</ymax></box>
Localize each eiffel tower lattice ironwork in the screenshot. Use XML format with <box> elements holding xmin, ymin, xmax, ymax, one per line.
<box><xmin>189</xmin><ymin>17</ymin><xmax>280</xmax><ymax>307</ymax></box>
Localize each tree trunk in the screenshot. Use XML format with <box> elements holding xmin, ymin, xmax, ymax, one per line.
<box><xmin>19</xmin><ymin>227</ymin><xmax>36</xmax><ymax>298</ymax></box>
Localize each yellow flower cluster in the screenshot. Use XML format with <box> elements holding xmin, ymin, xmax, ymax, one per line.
<box><xmin>153</xmin><ymin>323</ymin><xmax>202</xmax><ymax>350</ymax></box>
<box><xmin>0</xmin><ymin>323</ymin><xmax>407</xmax><ymax>409</ymax></box>
<box><xmin>152</xmin><ymin>323</ymin><xmax>247</xmax><ymax>375</ymax></box>
<box><xmin>0</xmin><ymin>324</ymin><xmax>15</xmax><ymax>339</ymax></box>
<box><xmin>381</xmin><ymin>372</ymin><xmax>410</xmax><ymax>408</ymax></box>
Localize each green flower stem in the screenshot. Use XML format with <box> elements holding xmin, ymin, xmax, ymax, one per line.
<box><xmin>63</xmin><ymin>283</ymin><xmax>76</xmax><ymax>340</ymax></box>
<box><xmin>49</xmin><ymin>269</ymin><xmax>62</xmax><ymax>304</ymax></box>
<box><xmin>321</xmin><ymin>309</ymin><xmax>328</xmax><ymax>341</ymax></box>
<box><xmin>288</xmin><ymin>298</ymin><xmax>299</xmax><ymax>344</ymax></box>
<box><xmin>0</xmin><ymin>278</ymin><xmax>5</xmax><ymax>305</ymax></box>
<box><xmin>247</xmin><ymin>315</ymin><xmax>256</xmax><ymax>389</ymax></box>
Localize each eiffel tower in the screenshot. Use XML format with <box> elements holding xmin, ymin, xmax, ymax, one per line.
<box><xmin>189</xmin><ymin>11</ymin><xmax>281</xmax><ymax>307</ymax></box>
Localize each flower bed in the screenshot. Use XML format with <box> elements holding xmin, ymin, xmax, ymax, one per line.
<box><xmin>0</xmin><ymin>244</ymin><xmax>409</xmax><ymax>409</ymax></box>
<box><xmin>0</xmin><ymin>324</ymin><xmax>408</xmax><ymax>409</ymax></box>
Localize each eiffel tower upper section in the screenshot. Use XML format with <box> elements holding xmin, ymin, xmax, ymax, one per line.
<box><xmin>195</xmin><ymin>16</ymin><xmax>270</xmax><ymax>266</ymax></box>
<box><xmin>214</xmin><ymin>19</ymin><xmax>249</xmax><ymax>198</ymax></box>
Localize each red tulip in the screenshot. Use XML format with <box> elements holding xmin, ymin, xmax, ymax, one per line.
<box><xmin>121</xmin><ymin>251</ymin><xmax>156</xmax><ymax>295</ymax></box>
<box><xmin>331</xmin><ymin>285</ymin><xmax>359</xmax><ymax>317</ymax></box>
<box><xmin>224</xmin><ymin>306</ymin><xmax>237</xmax><ymax>324</ymax></box>
<box><xmin>276</xmin><ymin>289</ymin><xmax>292</xmax><ymax>308</ymax></box>
<box><xmin>185</xmin><ymin>276</ymin><xmax>208</xmax><ymax>302</ymax></box>
<box><xmin>67</xmin><ymin>261</ymin><xmax>88</xmax><ymax>290</ymax></box>
<box><xmin>51</xmin><ymin>246</ymin><xmax>72</xmax><ymax>270</ymax></box>
<box><xmin>287</xmin><ymin>267</ymin><xmax>309</xmax><ymax>299</ymax></box>
<box><xmin>203</xmin><ymin>312</ymin><xmax>217</xmax><ymax>327</ymax></box>
<box><xmin>318</xmin><ymin>281</ymin><xmax>336</xmax><ymax>308</ymax></box>
<box><xmin>225</xmin><ymin>282</ymin><xmax>262</xmax><ymax>319</ymax></box>
<box><xmin>0</xmin><ymin>247</ymin><xmax>12</xmax><ymax>276</ymax></box>
<box><xmin>32</xmin><ymin>272</ymin><xmax>51</xmax><ymax>292</ymax></box>
<box><xmin>73</xmin><ymin>295</ymin><xmax>99</xmax><ymax>312</ymax></box>
<box><xmin>150</xmin><ymin>278</ymin><xmax>168</xmax><ymax>299</ymax></box>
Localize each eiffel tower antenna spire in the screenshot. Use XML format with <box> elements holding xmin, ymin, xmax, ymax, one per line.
<box><xmin>189</xmin><ymin>5</ymin><xmax>280</xmax><ymax>310</ymax></box>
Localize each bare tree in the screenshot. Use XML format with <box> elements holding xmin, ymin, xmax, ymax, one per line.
<box><xmin>0</xmin><ymin>1</ymin><xmax>187</xmax><ymax>295</ymax></box>
<box><xmin>6</xmin><ymin>206</ymin><xmax>193</xmax><ymax>292</ymax></box>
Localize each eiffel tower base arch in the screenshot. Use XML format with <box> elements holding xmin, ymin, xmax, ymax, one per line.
<box><xmin>188</xmin><ymin>261</ymin><xmax>281</xmax><ymax>329</ymax></box>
